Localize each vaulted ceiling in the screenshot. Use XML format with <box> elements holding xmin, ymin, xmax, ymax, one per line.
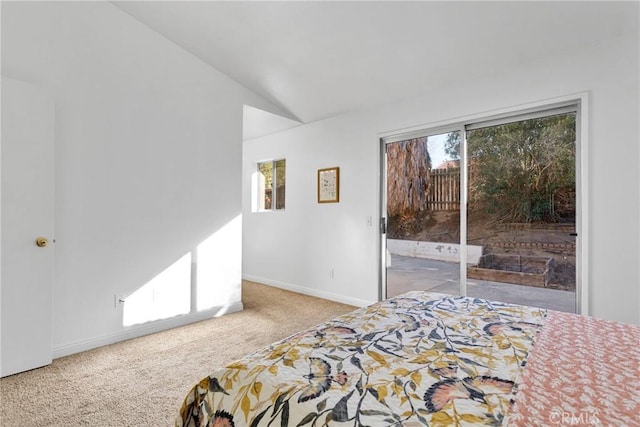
<box><xmin>114</xmin><ymin>1</ymin><xmax>638</xmax><ymax>125</ymax></box>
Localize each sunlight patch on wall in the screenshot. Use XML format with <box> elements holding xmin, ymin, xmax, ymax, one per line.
<box><xmin>123</xmin><ymin>253</ymin><xmax>191</xmax><ymax>326</ymax></box>
<box><xmin>197</xmin><ymin>214</ymin><xmax>242</xmax><ymax>311</ymax></box>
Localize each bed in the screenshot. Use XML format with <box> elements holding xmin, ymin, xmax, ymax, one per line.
<box><xmin>176</xmin><ymin>291</ymin><xmax>639</xmax><ymax>426</ymax></box>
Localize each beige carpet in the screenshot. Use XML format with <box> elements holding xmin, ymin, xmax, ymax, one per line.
<box><xmin>0</xmin><ymin>281</ymin><xmax>355</xmax><ymax>426</ymax></box>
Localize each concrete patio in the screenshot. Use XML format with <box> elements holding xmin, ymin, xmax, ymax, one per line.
<box><xmin>386</xmin><ymin>254</ymin><xmax>576</xmax><ymax>313</ymax></box>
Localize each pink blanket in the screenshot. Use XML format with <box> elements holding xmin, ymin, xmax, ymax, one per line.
<box><xmin>508</xmin><ymin>311</ymin><xmax>640</xmax><ymax>426</ymax></box>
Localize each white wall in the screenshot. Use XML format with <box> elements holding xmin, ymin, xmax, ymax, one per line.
<box><xmin>243</xmin><ymin>32</ymin><xmax>640</xmax><ymax>324</ymax></box>
<box><xmin>243</xmin><ymin>116</ymin><xmax>380</xmax><ymax>307</ymax></box>
<box><xmin>1</xmin><ymin>1</ymin><xmax>286</xmax><ymax>356</ymax></box>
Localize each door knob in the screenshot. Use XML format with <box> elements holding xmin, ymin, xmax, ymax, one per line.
<box><xmin>35</xmin><ymin>237</ymin><xmax>48</xmax><ymax>248</ymax></box>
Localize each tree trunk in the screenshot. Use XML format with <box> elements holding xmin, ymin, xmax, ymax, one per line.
<box><xmin>387</xmin><ymin>137</ymin><xmax>431</xmax><ymax>216</ymax></box>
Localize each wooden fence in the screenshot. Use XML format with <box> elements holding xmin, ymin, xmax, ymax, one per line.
<box><xmin>427</xmin><ymin>168</ymin><xmax>460</xmax><ymax>211</ymax></box>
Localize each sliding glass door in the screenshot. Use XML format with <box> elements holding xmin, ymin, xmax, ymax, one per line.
<box><xmin>384</xmin><ymin>130</ymin><xmax>462</xmax><ymax>298</ymax></box>
<box><xmin>464</xmin><ymin>112</ymin><xmax>577</xmax><ymax>312</ymax></box>
<box><xmin>382</xmin><ymin>104</ymin><xmax>579</xmax><ymax>313</ymax></box>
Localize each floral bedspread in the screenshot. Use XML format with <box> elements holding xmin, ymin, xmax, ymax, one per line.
<box><xmin>177</xmin><ymin>292</ymin><xmax>547</xmax><ymax>426</ymax></box>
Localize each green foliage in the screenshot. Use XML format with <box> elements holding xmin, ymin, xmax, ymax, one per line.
<box><xmin>258</xmin><ymin>159</ymin><xmax>286</xmax><ymax>189</ymax></box>
<box><xmin>258</xmin><ymin>159</ymin><xmax>286</xmax><ymax>210</ymax></box>
<box><xmin>446</xmin><ymin>113</ymin><xmax>576</xmax><ymax>223</ymax></box>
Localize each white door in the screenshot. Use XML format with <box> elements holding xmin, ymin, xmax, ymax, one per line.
<box><xmin>1</xmin><ymin>77</ymin><xmax>55</xmax><ymax>377</ymax></box>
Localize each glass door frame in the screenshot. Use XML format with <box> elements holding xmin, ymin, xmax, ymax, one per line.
<box><xmin>380</xmin><ymin>124</ymin><xmax>466</xmax><ymax>301</ymax></box>
<box><xmin>379</xmin><ymin>94</ymin><xmax>588</xmax><ymax>314</ymax></box>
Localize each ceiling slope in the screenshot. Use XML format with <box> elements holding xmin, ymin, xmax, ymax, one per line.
<box><xmin>114</xmin><ymin>1</ymin><xmax>639</xmax><ymax>124</ymax></box>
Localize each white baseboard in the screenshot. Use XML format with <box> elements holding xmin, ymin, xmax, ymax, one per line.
<box><xmin>52</xmin><ymin>302</ymin><xmax>243</xmax><ymax>359</ymax></box>
<box><xmin>243</xmin><ymin>275</ymin><xmax>373</xmax><ymax>308</ymax></box>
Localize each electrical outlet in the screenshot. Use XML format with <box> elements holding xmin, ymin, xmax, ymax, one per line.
<box><xmin>330</xmin><ymin>268</ymin><xmax>335</xmax><ymax>279</ymax></box>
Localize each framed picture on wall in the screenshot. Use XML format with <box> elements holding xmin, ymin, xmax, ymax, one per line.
<box><xmin>317</xmin><ymin>167</ymin><xmax>340</xmax><ymax>203</ymax></box>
